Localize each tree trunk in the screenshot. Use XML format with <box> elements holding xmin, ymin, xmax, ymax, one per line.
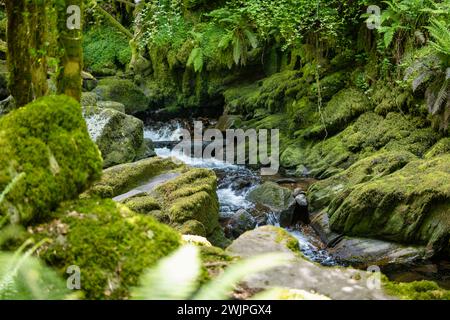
<box><xmin>57</xmin><ymin>0</ymin><xmax>83</xmax><ymax>102</ymax></box>
<box><xmin>5</xmin><ymin>0</ymin><xmax>49</xmax><ymax>108</ymax></box>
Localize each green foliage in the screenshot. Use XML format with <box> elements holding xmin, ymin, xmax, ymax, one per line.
<box><xmin>0</xmin><ymin>241</ymin><xmax>72</xmax><ymax>300</ymax></box>
<box><xmin>0</xmin><ymin>95</ymin><xmax>103</xmax><ymax>224</ymax></box>
<box><xmin>94</xmin><ymin>78</ymin><xmax>150</xmax><ymax>114</ymax></box>
<box><xmin>131</xmin><ymin>245</ymin><xmax>290</xmax><ymax>300</ymax></box>
<box><xmin>83</xmin><ymin>25</ymin><xmax>132</xmax><ymax>74</ymax></box>
<box><xmin>383</xmin><ymin>277</ymin><xmax>450</xmax><ymax>300</ymax></box>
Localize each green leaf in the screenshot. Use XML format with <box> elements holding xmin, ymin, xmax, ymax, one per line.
<box><xmin>131</xmin><ymin>245</ymin><xmax>201</xmax><ymax>300</ymax></box>
<box><xmin>187</xmin><ymin>48</ymin><xmax>204</xmax><ymax>73</ymax></box>
<box><xmin>194</xmin><ymin>253</ymin><xmax>292</xmax><ymax>300</ymax></box>
<box><xmin>384</xmin><ymin>28</ymin><xmax>395</xmax><ymax>48</ymax></box>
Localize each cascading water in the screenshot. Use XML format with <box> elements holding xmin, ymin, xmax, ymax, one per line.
<box><xmin>144</xmin><ymin>121</ymin><xmax>337</xmax><ymax>266</ymax></box>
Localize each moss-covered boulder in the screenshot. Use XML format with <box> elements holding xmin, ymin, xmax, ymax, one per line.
<box><xmin>328</xmin><ymin>154</ymin><xmax>450</xmax><ymax>252</ymax></box>
<box><xmin>0</xmin><ymin>95</ymin><xmax>102</xmax><ymax>224</ymax></box>
<box><xmin>30</xmin><ymin>199</ymin><xmax>181</xmax><ymax>299</ymax></box>
<box><xmin>87</xmin><ymin>157</ymin><xmax>183</xmax><ymax>198</ymax></box>
<box><xmin>83</xmin><ymin>106</ymin><xmax>147</xmax><ymax>168</ymax></box>
<box><xmin>247</xmin><ymin>182</ymin><xmax>296</xmax><ymax>227</ymax></box>
<box><xmin>281</xmin><ymin>112</ymin><xmax>439</xmax><ymax>178</ymax></box>
<box><xmin>153</xmin><ymin>168</ymin><xmax>222</xmax><ymax>242</ymax></box>
<box><xmin>308</xmin><ymin>151</ymin><xmax>418</xmax><ymax>212</ymax></box>
<box><xmin>95</xmin><ymin>78</ymin><xmax>149</xmax><ymax>115</ymax></box>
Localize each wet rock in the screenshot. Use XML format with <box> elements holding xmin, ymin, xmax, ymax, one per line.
<box><xmin>0</xmin><ymin>95</ymin><xmax>14</xmax><ymax>116</ymax></box>
<box><xmin>247</xmin><ymin>182</ymin><xmax>296</xmax><ymax>227</ymax></box>
<box><xmin>82</xmin><ymin>71</ymin><xmax>98</xmax><ymax>91</ymax></box>
<box><xmin>295</xmin><ymin>165</ymin><xmax>309</xmax><ymax>177</ymax></box>
<box><xmin>227</xmin><ymin>226</ymin><xmax>395</xmax><ymax>300</ymax></box>
<box><xmin>140</xmin><ymin>138</ymin><xmax>157</xmax><ymax>159</ymax></box>
<box><xmin>224</xmin><ymin>209</ymin><xmax>257</xmax><ymax>239</ymax></box>
<box><xmin>231</xmin><ymin>178</ymin><xmax>252</xmax><ymax>191</ymax></box>
<box><xmin>309</xmin><ymin>211</ymin><xmax>343</xmax><ymax>246</ymax></box>
<box><xmin>328</xmin><ymin>154</ymin><xmax>450</xmax><ymax>252</ymax></box>
<box><xmin>328</xmin><ymin>237</ymin><xmax>433</xmax><ymax>268</ymax></box>
<box><xmin>295</xmin><ymin>193</ymin><xmax>308</xmax><ymax>207</ymax></box>
<box><xmin>83</xmin><ymin>106</ymin><xmax>147</xmax><ymax>168</ymax></box>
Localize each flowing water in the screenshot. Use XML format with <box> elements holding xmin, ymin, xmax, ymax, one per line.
<box><xmin>144</xmin><ymin>120</ymin><xmax>337</xmax><ymax>266</ymax></box>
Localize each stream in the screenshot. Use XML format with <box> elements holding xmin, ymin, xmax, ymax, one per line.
<box><xmin>144</xmin><ymin>120</ymin><xmax>337</xmax><ymax>266</ymax></box>
<box><xmin>142</xmin><ymin>119</ymin><xmax>450</xmax><ymax>288</ymax></box>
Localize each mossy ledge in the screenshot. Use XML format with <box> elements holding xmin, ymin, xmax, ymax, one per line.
<box><xmin>29</xmin><ymin>198</ymin><xmax>181</xmax><ymax>300</ymax></box>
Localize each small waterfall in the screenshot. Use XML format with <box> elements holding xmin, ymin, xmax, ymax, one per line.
<box><xmin>144</xmin><ymin>120</ymin><xmax>337</xmax><ymax>266</ymax></box>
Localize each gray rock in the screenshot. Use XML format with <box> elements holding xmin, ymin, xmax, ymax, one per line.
<box><xmin>295</xmin><ymin>193</ymin><xmax>308</xmax><ymax>207</ymax></box>
<box><xmin>293</xmin><ymin>188</ymin><xmax>305</xmax><ymax>197</ymax></box>
<box><xmin>225</xmin><ymin>209</ymin><xmax>257</xmax><ymax>239</ymax></box>
<box><xmin>295</xmin><ymin>165</ymin><xmax>309</xmax><ymax>177</ymax></box>
<box><xmin>329</xmin><ymin>237</ymin><xmax>433</xmax><ymax>268</ymax></box>
<box><xmin>0</xmin><ymin>95</ymin><xmax>14</xmax><ymax>116</ymax></box>
<box><xmin>97</xmin><ymin>101</ymin><xmax>126</xmax><ymax>113</ymax></box>
<box><xmin>81</xmin><ymin>92</ymin><xmax>99</xmax><ymax>107</ymax></box>
<box><xmin>82</xmin><ymin>71</ymin><xmax>98</xmax><ymax>91</ymax></box>
<box><xmin>137</xmin><ymin>138</ymin><xmax>156</xmax><ymax>160</ymax></box>
<box><xmin>227</xmin><ymin>226</ymin><xmax>395</xmax><ymax>300</ymax></box>
<box><xmin>247</xmin><ymin>182</ymin><xmax>296</xmax><ymax>227</ymax></box>
<box><xmin>83</xmin><ymin>106</ymin><xmax>146</xmax><ymax>168</ymax></box>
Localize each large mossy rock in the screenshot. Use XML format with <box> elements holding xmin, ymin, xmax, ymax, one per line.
<box><xmin>87</xmin><ymin>157</ymin><xmax>182</xmax><ymax>198</ymax></box>
<box><xmin>328</xmin><ymin>154</ymin><xmax>450</xmax><ymax>252</ymax></box>
<box><xmin>308</xmin><ymin>151</ymin><xmax>418</xmax><ymax>212</ymax></box>
<box><xmin>88</xmin><ymin>158</ymin><xmax>226</xmax><ymax>247</ymax></box>
<box><xmin>247</xmin><ymin>182</ymin><xmax>296</xmax><ymax>226</ymax></box>
<box><xmin>153</xmin><ymin>168</ymin><xmax>224</xmax><ymax>245</ymax></box>
<box><xmin>30</xmin><ymin>199</ymin><xmax>180</xmax><ymax>299</ymax></box>
<box><xmin>0</xmin><ymin>95</ymin><xmax>102</xmax><ymax>224</ymax></box>
<box><xmin>281</xmin><ymin>112</ymin><xmax>439</xmax><ymax>178</ymax></box>
<box><xmin>226</xmin><ymin>226</ymin><xmax>393</xmax><ymax>300</ymax></box>
<box><xmin>83</xmin><ymin>105</ymin><xmax>147</xmax><ymax>168</ymax></box>
<box><xmin>95</xmin><ymin>78</ymin><xmax>149</xmax><ymax>115</ymax></box>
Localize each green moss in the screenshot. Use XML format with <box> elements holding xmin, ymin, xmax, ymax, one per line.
<box><xmin>274</xmin><ymin>228</ymin><xmax>301</xmax><ymax>254</ymax></box>
<box><xmin>0</xmin><ymin>95</ymin><xmax>102</xmax><ymax>224</ymax></box>
<box><xmin>31</xmin><ymin>198</ymin><xmax>181</xmax><ymax>299</ymax></box>
<box><xmin>95</xmin><ymin>78</ymin><xmax>149</xmax><ymax>115</ymax></box>
<box><xmin>308</xmin><ymin>151</ymin><xmax>418</xmax><ymax>212</ymax></box>
<box><xmin>328</xmin><ymin>154</ymin><xmax>450</xmax><ymax>251</ymax></box>
<box><xmin>199</xmin><ymin>246</ymin><xmax>235</xmax><ymax>282</ymax></box>
<box><xmin>425</xmin><ymin>138</ymin><xmax>450</xmax><ymax>159</ymax></box>
<box><xmin>154</xmin><ymin>168</ymin><xmax>220</xmax><ymax>242</ymax></box>
<box><xmin>83</xmin><ymin>26</ymin><xmax>132</xmax><ymax>75</ymax></box>
<box><xmin>283</xmin><ymin>111</ymin><xmax>440</xmax><ymax>179</ymax></box>
<box><xmin>305</xmin><ymin>88</ymin><xmax>370</xmax><ymax>139</ymax></box>
<box><xmin>383</xmin><ymin>277</ymin><xmax>450</xmax><ymax>300</ymax></box>
<box><xmin>122</xmin><ymin>195</ymin><xmax>161</xmax><ymax>214</ymax></box>
<box><xmin>248</xmin><ymin>182</ymin><xmax>293</xmax><ymax>212</ymax></box>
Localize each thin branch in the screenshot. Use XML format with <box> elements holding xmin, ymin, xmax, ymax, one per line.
<box><xmin>95</xmin><ymin>4</ymin><xmax>133</xmax><ymax>39</ymax></box>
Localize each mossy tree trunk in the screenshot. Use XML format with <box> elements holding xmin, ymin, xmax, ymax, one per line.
<box><xmin>57</xmin><ymin>0</ymin><xmax>83</xmax><ymax>102</ymax></box>
<box><xmin>5</xmin><ymin>0</ymin><xmax>48</xmax><ymax>107</ymax></box>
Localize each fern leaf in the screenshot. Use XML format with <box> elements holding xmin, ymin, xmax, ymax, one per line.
<box><xmin>187</xmin><ymin>48</ymin><xmax>204</xmax><ymax>73</ymax></box>
<box><xmin>194</xmin><ymin>253</ymin><xmax>292</xmax><ymax>300</ymax></box>
<box><xmin>131</xmin><ymin>245</ymin><xmax>201</xmax><ymax>300</ymax></box>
